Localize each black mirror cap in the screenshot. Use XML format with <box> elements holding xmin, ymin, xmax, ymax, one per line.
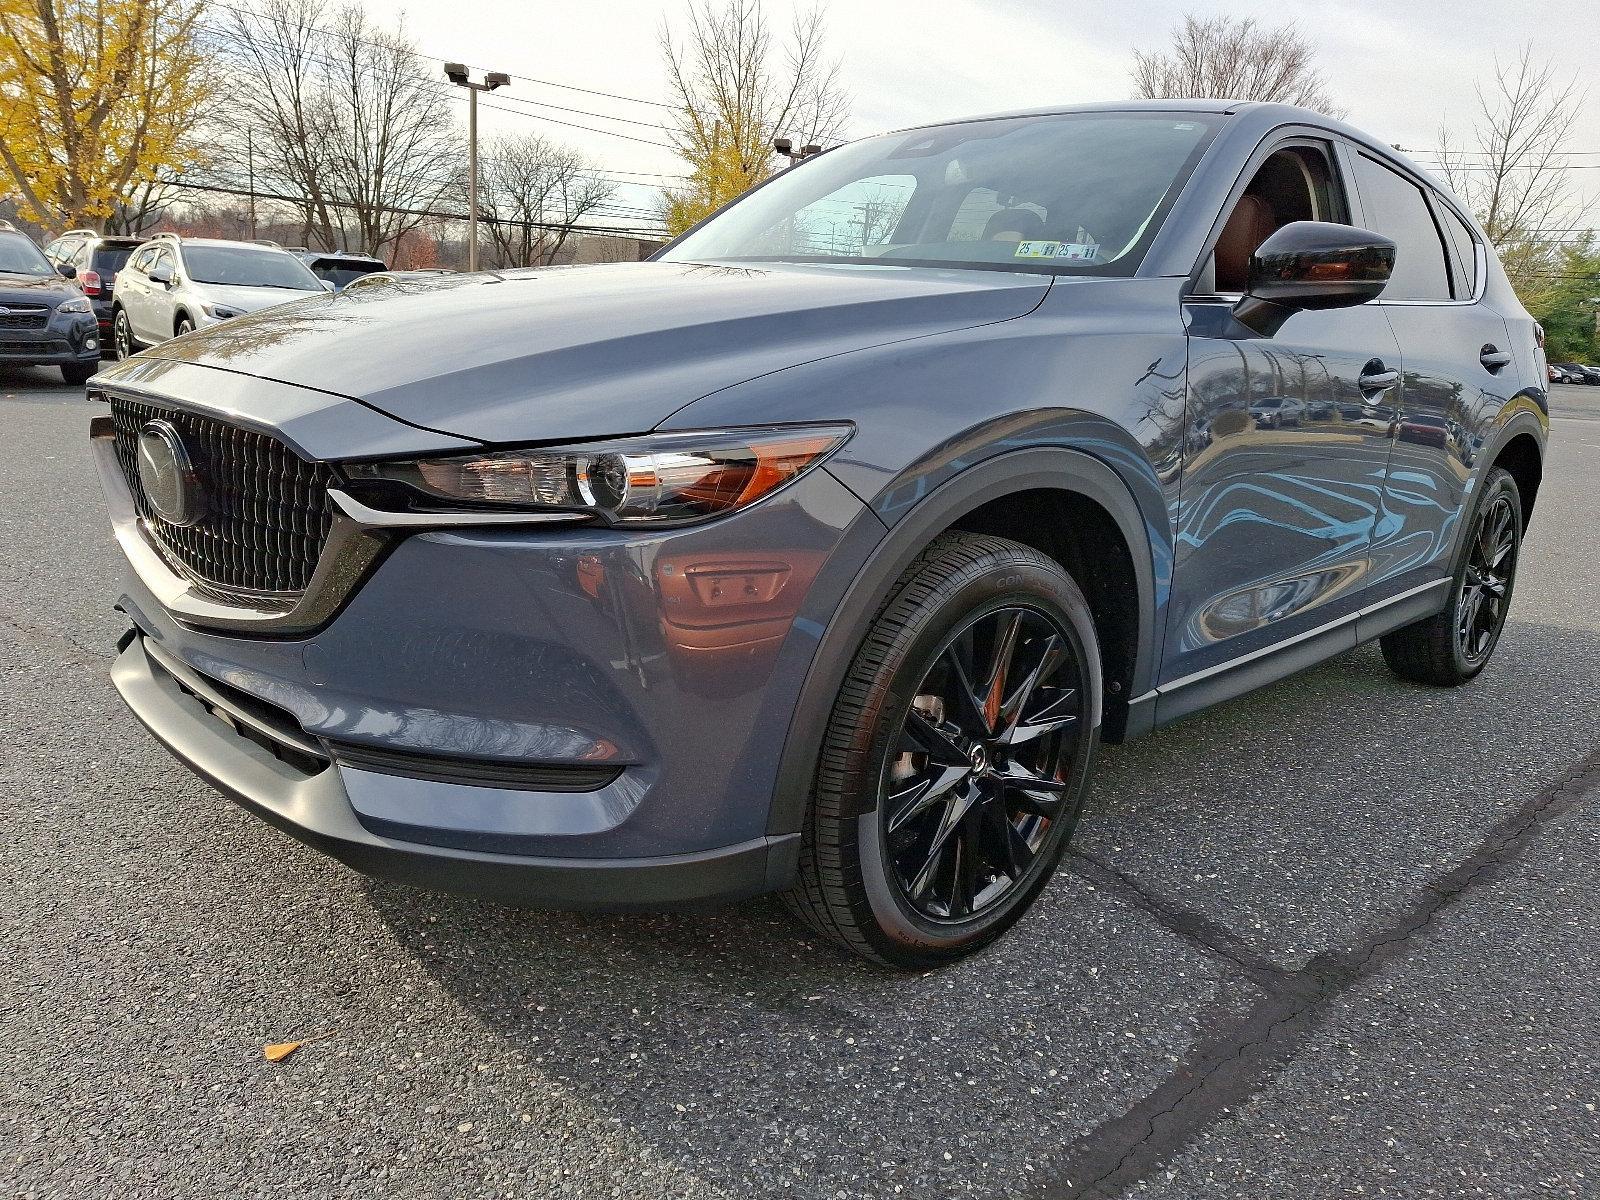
<box><xmin>1235</xmin><ymin>221</ymin><xmax>1396</xmax><ymax>336</ymax></box>
<box><xmin>56</xmin><ymin>262</ymin><xmax>77</xmax><ymax>279</ymax></box>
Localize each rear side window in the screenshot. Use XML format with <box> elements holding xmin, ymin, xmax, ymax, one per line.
<box><xmin>1435</xmin><ymin>201</ymin><xmax>1479</xmax><ymax>298</ymax></box>
<box><xmin>1351</xmin><ymin>153</ymin><xmax>1451</xmax><ymax>301</ymax></box>
<box><xmin>93</xmin><ymin>245</ymin><xmax>136</xmax><ymax>274</ymax></box>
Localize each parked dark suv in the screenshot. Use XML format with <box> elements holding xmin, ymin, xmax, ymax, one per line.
<box><xmin>58</xmin><ymin>233</ymin><xmax>143</xmax><ymax>347</ymax></box>
<box><xmin>0</xmin><ymin>221</ymin><xmax>101</xmax><ymax>382</ymax></box>
<box><xmin>91</xmin><ymin>102</ymin><xmax>1546</xmax><ymax>967</ymax></box>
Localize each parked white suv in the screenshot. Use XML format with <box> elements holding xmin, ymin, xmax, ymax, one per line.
<box><xmin>111</xmin><ymin>235</ymin><xmax>327</xmax><ymax>358</ymax></box>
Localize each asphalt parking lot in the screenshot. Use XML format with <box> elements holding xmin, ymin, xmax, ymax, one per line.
<box><xmin>4</xmin><ymin>370</ymin><xmax>1599</xmax><ymax>1200</ymax></box>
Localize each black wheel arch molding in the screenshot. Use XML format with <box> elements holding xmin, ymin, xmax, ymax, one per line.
<box><xmin>766</xmin><ymin>437</ymin><xmax>1161</xmax><ymax>841</ymax></box>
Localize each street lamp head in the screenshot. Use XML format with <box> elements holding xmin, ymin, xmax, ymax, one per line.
<box><xmin>444</xmin><ymin>62</ymin><xmax>469</xmax><ymax>85</ymax></box>
<box><xmin>485</xmin><ymin>71</ymin><xmax>510</xmax><ymax>90</ymax></box>
<box><xmin>773</xmin><ymin>136</ymin><xmax>793</xmax><ymax>157</ymax></box>
<box><xmin>801</xmin><ymin>144</ymin><xmax>822</xmax><ymax>158</ymax></box>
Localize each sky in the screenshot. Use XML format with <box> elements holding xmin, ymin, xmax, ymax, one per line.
<box><xmin>358</xmin><ymin>0</ymin><xmax>1600</xmax><ymax>238</ymax></box>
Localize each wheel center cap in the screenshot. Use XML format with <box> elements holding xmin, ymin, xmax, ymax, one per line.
<box><xmin>968</xmin><ymin>743</ymin><xmax>990</xmax><ymax>774</ymax></box>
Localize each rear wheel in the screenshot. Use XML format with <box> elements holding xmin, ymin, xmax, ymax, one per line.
<box><xmin>784</xmin><ymin>532</ymin><xmax>1100</xmax><ymax>968</ymax></box>
<box><xmin>1381</xmin><ymin>466</ymin><xmax>1522</xmax><ymax>686</ymax></box>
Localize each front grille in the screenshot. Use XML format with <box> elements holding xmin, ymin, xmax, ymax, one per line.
<box><xmin>0</xmin><ymin>306</ymin><xmax>48</xmax><ymax>330</ymax></box>
<box><xmin>107</xmin><ymin>393</ymin><xmax>338</xmax><ymax>604</ymax></box>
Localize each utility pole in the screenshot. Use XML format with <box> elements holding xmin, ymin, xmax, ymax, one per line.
<box><xmin>444</xmin><ymin>63</ymin><xmax>510</xmax><ymax>272</ymax></box>
<box><xmin>246</xmin><ymin>127</ymin><xmax>257</xmax><ymax>242</ymax></box>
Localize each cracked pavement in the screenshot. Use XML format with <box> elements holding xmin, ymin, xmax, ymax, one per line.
<box><xmin>3</xmin><ymin>371</ymin><xmax>1599</xmax><ymax>1199</ymax></box>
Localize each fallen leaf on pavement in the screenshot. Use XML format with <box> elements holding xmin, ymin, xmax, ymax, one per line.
<box><xmin>263</xmin><ymin>1032</ymin><xmax>333</xmax><ymax>1062</ymax></box>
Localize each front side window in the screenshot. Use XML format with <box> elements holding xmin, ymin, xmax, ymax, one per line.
<box><xmin>0</xmin><ymin>233</ymin><xmax>55</xmax><ymax>276</ymax></box>
<box><xmin>181</xmin><ymin>246</ymin><xmax>322</xmax><ymax>290</ymax></box>
<box><xmin>661</xmin><ymin>112</ymin><xmax>1223</xmax><ymax>276</ymax></box>
<box><xmin>1351</xmin><ymin>154</ymin><xmax>1451</xmax><ymax>301</ymax></box>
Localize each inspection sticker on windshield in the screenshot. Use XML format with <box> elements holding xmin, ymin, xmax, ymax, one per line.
<box><xmin>1014</xmin><ymin>239</ymin><xmax>1099</xmax><ymax>261</ymax></box>
<box><xmin>1013</xmin><ymin>240</ymin><xmax>1060</xmax><ymax>258</ymax></box>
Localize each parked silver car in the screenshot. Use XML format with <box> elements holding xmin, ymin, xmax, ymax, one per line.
<box><xmin>111</xmin><ymin>235</ymin><xmax>327</xmax><ymax>358</ymax></box>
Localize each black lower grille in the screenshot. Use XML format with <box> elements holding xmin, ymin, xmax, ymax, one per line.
<box><xmin>0</xmin><ymin>339</ymin><xmax>63</xmax><ymax>356</ymax></box>
<box><xmin>107</xmin><ymin>393</ymin><xmax>338</xmax><ymax>602</ymax></box>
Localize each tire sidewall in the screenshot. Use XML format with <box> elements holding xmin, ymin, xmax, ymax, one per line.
<box><xmin>1447</xmin><ymin>468</ymin><xmax>1522</xmax><ymax>679</ymax></box>
<box><xmin>850</xmin><ymin>555</ymin><xmax>1101</xmax><ymax>960</ymax></box>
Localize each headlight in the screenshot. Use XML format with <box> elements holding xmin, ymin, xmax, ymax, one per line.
<box><xmin>202</xmin><ymin>303</ymin><xmax>244</xmax><ymax>319</ymax></box>
<box><xmin>57</xmin><ymin>297</ymin><xmax>91</xmax><ymax>314</ymax></box>
<box><xmin>346</xmin><ymin>424</ymin><xmax>852</xmax><ymax>526</ymax></box>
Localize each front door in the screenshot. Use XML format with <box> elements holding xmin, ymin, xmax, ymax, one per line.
<box><xmin>1163</xmin><ymin>137</ymin><xmax>1403</xmax><ymax>690</ymax></box>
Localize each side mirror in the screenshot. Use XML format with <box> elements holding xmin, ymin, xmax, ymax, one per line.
<box><xmin>56</xmin><ymin>262</ymin><xmax>77</xmax><ymax>279</ymax></box>
<box><xmin>1234</xmin><ymin>221</ymin><xmax>1395</xmax><ymax>336</ymax></box>
<box><xmin>149</xmin><ymin>262</ymin><xmax>173</xmax><ymax>286</ymax></box>
<box><xmin>321</xmin><ymin>279</ymin><xmax>336</xmax><ymax>292</ymax></box>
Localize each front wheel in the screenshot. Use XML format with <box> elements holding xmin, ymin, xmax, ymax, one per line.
<box><xmin>61</xmin><ymin>361</ymin><xmax>96</xmax><ymax>385</ymax></box>
<box><xmin>112</xmin><ymin>308</ymin><xmax>135</xmax><ymax>361</ymax></box>
<box><xmin>784</xmin><ymin>532</ymin><xmax>1101</xmax><ymax>968</ymax></box>
<box><xmin>175</xmin><ymin>317</ymin><xmax>194</xmax><ymax>338</ymax></box>
<box><xmin>1381</xmin><ymin>466</ymin><xmax>1522</xmax><ymax>686</ymax></box>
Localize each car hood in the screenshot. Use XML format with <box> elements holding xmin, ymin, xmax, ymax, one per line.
<box><xmin>0</xmin><ymin>272</ymin><xmax>75</xmax><ymax>303</ymax></box>
<box><xmin>132</xmin><ymin>260</ymin><xmax>1052</xmax><ymax>444</ymax></box>
<box><xmin>199</xmin><ymin>283</ymin><xmax>325</xmax><ymax>313</ymax></box>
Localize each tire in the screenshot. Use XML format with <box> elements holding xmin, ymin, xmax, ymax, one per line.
<box><xmin>60</xmin><ymin>361</ymin><xmax>96</xmax><ymax>385</ymax></box>
<box><xmin>784</xmin><ymin>531</ymin><xmax>1102</xmax><ymax>968</ymax></box>
<box><xmin>175</xmin><ymin>316</ymin><xmax>194</xmax><ymax>337</ymax></box>
<box><xmin>112</xmin><ymin>308</ymin><xmax>135</xmax><ymax>361</ymax></box>
<box><xmin>1380</xmin><ymin>466</ymin><xmax>1522</xmax><ymax>686</ymax></box>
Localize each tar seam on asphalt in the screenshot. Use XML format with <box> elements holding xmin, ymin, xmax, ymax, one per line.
<box><xmin>1045</xmin><ymin>747</ymin><xmax>1600</xmax><ymax>1200</ymax></box>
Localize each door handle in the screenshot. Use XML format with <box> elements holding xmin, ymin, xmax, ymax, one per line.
<box><xmin>1480</xmin><ymin>345</ymin><xmax>1512</xmax><ymax>372</ymax></box>
<box><xmin>1358</xmin><ymin>362</ymin><xmax>1400</xmax><ymax>392</ymax></box>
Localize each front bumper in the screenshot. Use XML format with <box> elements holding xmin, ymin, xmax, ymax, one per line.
<box><xmin>112</xmin><ymin>632</ymin><xmax>793</xmax><ymax>907</ymax></box>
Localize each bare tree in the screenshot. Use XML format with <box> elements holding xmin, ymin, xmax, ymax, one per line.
<box><xmin>474</xmin><ymin>133</ymin><xmax>614</xmax><ymax>267</ymax></box>
<box><xmin>659</xmin><ymin>0</ymin><xmax>849</xmax><ymax>234</ymax></box>
<box><xmin>1132</xmin><ymin>14</ymin><xmax>1344</xmax><ymax>118</ymax></box>
<box><xmin>318</xmin><ymin>5</ymin><xmax>457</xmax><ymax>255</ymax></box>
<box><xmin>1437</xmin><ymin>45</ymin><xmax>1585</xmax><ymax>296</ymax></box>
<box><xmin>218</xmin><ymin>0</ymin><xmax>456</xmax><ymax>258</ymax></box>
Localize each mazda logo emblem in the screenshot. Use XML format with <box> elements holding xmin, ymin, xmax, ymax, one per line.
<box><xmin>136</xmin><ymin>419</ymin><xmax>206</xmax><ymax>527</ymax></box>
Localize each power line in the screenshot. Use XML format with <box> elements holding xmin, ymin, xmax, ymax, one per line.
<box><xmin>161</xmin><ymin>178</ymin><xmax>668</xmax><ymax>239</ymax></box>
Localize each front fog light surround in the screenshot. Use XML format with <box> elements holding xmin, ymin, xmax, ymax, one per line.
<box><xmin>348</xmin><ymin>424</ymin><xmax>853</xmax><ymax>526</ymax></box>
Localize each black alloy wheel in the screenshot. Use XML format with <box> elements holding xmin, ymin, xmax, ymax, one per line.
<box><xmin>113</xmin><ymin>309</ymin><xmax>133</xmax><ymax>360</ymax></box>
<box><xmin>882</xmin><ymin>605</ymin><xmax>1084</xmax><ymax>922</ymax></box>
<box><xmin>785</xmin><ymin>531</ymin><xmax>1102</xmax><ymax>968</ymax></box>
<box><xmin>1456</xmin><ymin>492</ymin><xmax>1518</xmax><ymax>666</ymax></box>
<box><xmin>1381</xmin><ymin>465</ymin><xmax>1522</xmax><ymax>686</ymax></box>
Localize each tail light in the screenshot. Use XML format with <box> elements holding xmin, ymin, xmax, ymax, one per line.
<box><xmin>79</xmin><ymin>269</ymin><xmax>102</xmax><ymax>296</ymax></box>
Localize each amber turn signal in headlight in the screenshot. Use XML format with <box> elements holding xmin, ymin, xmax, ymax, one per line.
<box><xmin>346</xmin><ymin>425</ymin><xmax>852</xmax><ymax>526</ymax></box>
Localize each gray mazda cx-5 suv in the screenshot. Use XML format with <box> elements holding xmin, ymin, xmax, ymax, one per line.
<box><xmin>91</xmin><ymin>102</ymin><xmax>1547</xmax><ymax>967</ymax></box>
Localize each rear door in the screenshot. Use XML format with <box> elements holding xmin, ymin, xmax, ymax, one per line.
<box><xmin>1165</xmin><ymin>133</ymin><xmax>1403</xmax><ymax>688</ymax></box>
<box><xmin>1342</xmin><ymin>146</ymin><xmax>1518</xmax><ymax>604</ymax></box>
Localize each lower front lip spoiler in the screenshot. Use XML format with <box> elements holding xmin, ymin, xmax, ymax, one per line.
<box><xmin>110</xmin><ymin>633</ymin><xmax>796</xmax><ymax>908</ymax></box>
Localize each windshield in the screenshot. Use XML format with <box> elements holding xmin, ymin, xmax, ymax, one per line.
<box><xmin>0</xmin><ymin>233</ymin><xmax>55</xmax><ymax>277</ymax></box>
<box><xmin>661</xmin><ymin>112</ymin><xmax>1222</xmax><ymax>276</ymax></box>
<box><xmin>182</xmin><ymin>246</ymin><xmax>322</xmax><ymax>290</ymax></box>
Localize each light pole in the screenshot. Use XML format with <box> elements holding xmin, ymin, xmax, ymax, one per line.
<box><xmin>444</xmin><ymin>63</ymin><xmax>510</xmax><ymax>272</ymax></box>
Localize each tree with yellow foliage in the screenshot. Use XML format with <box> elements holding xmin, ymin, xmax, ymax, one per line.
<box><xmin>0</xmin><ymin>0</ymin><xmax>214</xmax><ymax>231</ymax></box>
<box><xmin>659</xmin><ymin>0</ymin><xmax>848</xmax><ymax>236</ymax></box>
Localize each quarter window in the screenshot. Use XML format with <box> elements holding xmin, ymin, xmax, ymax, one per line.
<box><xmin>1351</xmin><ymin>154</ymin><xmax>1452</xmax><ymax>301</ymax></box>
<box><xmin>1435</xmin><ymin>201</ymin><xmax>1479</xmax><ymax>298</ymax></box>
